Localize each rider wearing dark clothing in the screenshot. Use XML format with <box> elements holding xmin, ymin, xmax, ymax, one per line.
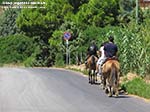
<box><xmin>104</xmin><ymin>42</ymin><xmax>118</xmax><ymax>58</ymax></box>
<box><xmin>87</xmin><ymin>44</ymin><xmax>98</xmax><ymax>56</ymax></box>
<box><xmin>85</xmin><ymin>41</ymin><xmax>98</xmax><ymax>63</ymax></box>
<box><xmin>104</xmin><ymin>36</ymin><xmax>118</xmax><ymax>58</ymax></box>
<box><xmin>96</xmin><ymin>36</ymin><xmax>118</xmax><ymax>75</ymax></box>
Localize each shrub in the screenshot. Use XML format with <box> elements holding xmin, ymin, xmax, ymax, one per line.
<box><xmin>0</xmin><ymin>9</ymin><xmax>21</xmax><ymax>37</ymax></box>
<box><xmin>54</xmin><ymin>53</ymin><xmax>65</xmax><ymax>67</ymax></box>
<box><xmin>121</xmin><ymin>78</ymin><xmax>150</xmax><ymax>99</ymax></box>
<box><xmin>0</xmin><ymin>34</ymin><xmax>36</xmax><ymax>65</ymax></box>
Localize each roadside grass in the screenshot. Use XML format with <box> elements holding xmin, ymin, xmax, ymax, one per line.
<box><xmin>67</xmin><ymin>67</ymin><xmax>88</xmax><ymax>76</ymax></box>
<box><xmin>0</xmin><ymin>63</ymin><xmax>3</xmax><ymax>67</ymax></box>
<box><xmin>0</xmin><ymin>63</ymin><xmax>24</xmax><ymax>67</ymax></box>
<box><xmin>121</xmin><ymin>78</ymin><xmax>150</xmax><ymax>99</ymax></box>
<box><xmin>67</xmin><ymin>65</ymin><xmax>150</xmax><ymax>99</ymax></box>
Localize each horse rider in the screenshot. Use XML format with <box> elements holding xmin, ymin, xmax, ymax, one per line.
<box><xmin>85</xmin><ymin>40</ymin><xmax>98</xmax><ymax>65</ymax></box>
<box><xmin>96</xmin><ymin>42</ymin><xmax>107</xmax><ymax>75</ymax></box>
<box><xmin>97</xmin><ymin>36</ymin><xmax>118</xmax><ymax>75</ymax></box>
<box><xmin>104</xmin><ymin>35</ymin><xmax>118</xmax><ymax>59</ymax></box>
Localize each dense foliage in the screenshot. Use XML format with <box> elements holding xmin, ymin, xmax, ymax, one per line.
<box><xmin>0</xmin><ymin>34</ymin><xmax>36</xmax><ymax>64</ymax></box>
<box><xmin>0</xmin><ymin>0</ymin><xmax>150</xmax><ymax>77</ymax></box>
<box><xmin>0</xmin><ymin>9</ymin><xmax>21</xmax><ymax>37</ymax></box>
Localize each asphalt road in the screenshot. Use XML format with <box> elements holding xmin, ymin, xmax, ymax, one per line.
<box><xmin>0</xmin><ymin>67</ymin><xmax>150</xmax><ymax>112</ymax></box>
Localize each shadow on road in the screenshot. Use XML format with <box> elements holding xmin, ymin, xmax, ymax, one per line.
<box><xmin>115</xmin><ymin>95</ymin><xmax>130</xmax><ymax>99</ymax></box>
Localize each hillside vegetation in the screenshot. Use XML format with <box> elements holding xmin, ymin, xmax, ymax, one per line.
<box><xmin>0</xmin><ymin>0</ymin><xmax>150</xmax><ymax>78</ymax></box>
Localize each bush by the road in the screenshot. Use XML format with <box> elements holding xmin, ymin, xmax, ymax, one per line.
<box><xmin>0</xmin><ymin>34</ymin><xmax>36</xmax><ymax>65</ymax></box>
<box><xmin>121</xmin><ymin>78</ymin><xmax>150</xmax><ymax>99</ymax></box>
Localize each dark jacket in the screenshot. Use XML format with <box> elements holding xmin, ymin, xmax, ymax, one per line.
<box><xmin>87</xmin><ymin>44</ymin><xmax>98</xmax><ymax>56</ymax></box>
<box><xmin>104</xmin><ymin>42</ymin><xmax>118</xmax><ymax>58</ymax></box>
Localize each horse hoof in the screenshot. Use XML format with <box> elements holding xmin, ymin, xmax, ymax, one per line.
<box><xmin>108</xmin><ymin>93</ymin><xmax>112</xmax><ymax>97</ymax></box>
<box><xmin>102</xmin><ymin>85</ymin><xmax>106</xmax><ymax>90</ymax></box>
<box><xmin>114</xmin><ymin>92</ymin><xmax>119</xmax><ymax>97</ymax></box>
<box><xmin>105</xmin><ymin>88</ymin><xmax>109</xmax><ymax>94</ymax></box>
<box><xmin>91</xmin><ymin>81</ymin><xmax>94</xmax><ymax>84</ymax></box>
<box><xmin>114</xmin><ymin>94</ymin><xmax>118</xmax><ymax>98</ymax></box>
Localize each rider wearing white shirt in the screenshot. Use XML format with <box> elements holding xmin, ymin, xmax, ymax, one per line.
<box><xmin>96</xmin><ymin>43</ymin><xmax>107</xmax><ymax>75</ymax></box>
<box><xmin>97</xmin><ymin>36</ymin><xmax>118</xmax><ymax>75</ymax></box>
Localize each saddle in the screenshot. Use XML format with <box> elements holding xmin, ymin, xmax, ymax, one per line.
<box><xmin>103</xmin><ymin>56</ymin><xmax>119</xmax><ymax>66</ymax></box>
<box><xmin>106</xmin><ymin>56</ymin><xmax>119</xmax><ymax>62</ymax></box>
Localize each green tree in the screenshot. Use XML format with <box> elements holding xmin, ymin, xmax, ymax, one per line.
<box><xmin>67</xmin><ymin>0</ymin><xmax>89</xmax><ymax>13</ymax></box>
<box><xmin>76</xmin><ymin>0</ymin><xmax>120</xmax><ymax>27</ymax></box>
<box><xmin>118</xmin><ymin>0</ymin><xmax>144</xmax><ymax>24</ymax></box>
<box><xmin>0</xmin><ymin>9</ymin><xmax>21</xmax><ymax>37</ymax></box>
<box><xmin>0</xmin><ymin>34</ymin><xmax>36</xmax><ymax>64</ymax></box>
<box><xmin>17</xmin><ymin>0</ymin><xmax>74</xmax><ymax>42</ymax></box>
<box><xmin>16</xmin><ymin>0</ymin><xmax>74</xmax><ymax>66</ymax></box>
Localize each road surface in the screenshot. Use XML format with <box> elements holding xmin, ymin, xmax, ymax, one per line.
<box><xmin>0</xmin><ymin>67</ymin><xmax>150</xmax><ymax>112</ymax></box>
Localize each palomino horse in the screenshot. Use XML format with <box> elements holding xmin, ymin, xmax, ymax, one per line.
<box><xmin>102</xmin><ymin>59</ymin><xmax>120</xmax><ymax>97</ymax></box>
<box><xmin>86</xmin><ymin>55</ymin><xmax>98</xmax><ymax>84</ymax></box>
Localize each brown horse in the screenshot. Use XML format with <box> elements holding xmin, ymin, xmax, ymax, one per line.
<box><xmin>86</xmin><ymin>55</ymin><xmax>98</xmax><ymax>84</ymax></box>
<box><xmin>102</xmin><ymin>59</ymin><xmax>120</xmax><ymax>97</ymax></box>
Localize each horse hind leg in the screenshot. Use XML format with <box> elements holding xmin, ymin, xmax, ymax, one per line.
<box><xmin>91</xmin><ymin>70</ymin><xmax>95</xmax><ymax>84</ymax></box>
<box><xmin>114</xmin><ymin>88</ymin><xmax>119</xmax><ymax>97</ymax></box>
<box><xmin>114</xmin><ymin>81</ymin><xmax>119</xmax><ymax>97</ymax></box>
<box><xmin>88</xmin><ymin>70</ymin><xmax>91</xmax><ymax>84</ymax></box>
<box><xmin>95</xmin><ymin>71</ymin><xmax>97</xmax><ymax>82</ymax></box>
<box><xmin>106</xmin><ymin>79</ymin><xmax>112</xmax><ymax>97</ymax></box>
<box><xmin>89</xmin><ymin>70</ymin><xmax>94</xmax><ymax>84</ymax></box>
<box><xmin>111</xmin><ymin>72</ymin><xmax>119</xmax><ymax>97</ymax></box>
<box><xmin>107</xmin><ymin>86</ymin><xmax>113</xmax><ymax>97</ymax></box>
<box><xmin>102</xmin><ymin>76</ymin><xmax>106</xmax><ymax>90</ymax></box>
<box><xmin>93</xmin><ymin>70</ymin><xmax>96</xmax><ymax>84</ymax></box>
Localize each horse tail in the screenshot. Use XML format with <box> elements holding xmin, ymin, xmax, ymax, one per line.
<box><xmin>110</xmin><ymin>63</ymin><xmax>117</xmax><ymax>86</ymax></box>
<box><xmin>91</xmin><ymin>55</ymin><xmax>96</xmax><ymax>65</ymax></box>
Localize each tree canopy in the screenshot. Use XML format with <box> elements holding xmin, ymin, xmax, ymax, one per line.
<box><xmin>1</xmin><ymin>0</ymin><xmax>150</xmax><ymax>77</ymax></box>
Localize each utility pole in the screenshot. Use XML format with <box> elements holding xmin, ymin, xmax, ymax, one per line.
<box><xmin>136</xmin><ymin>0</ymin><xmax>138</xmax><ymax>24</ymax></box>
